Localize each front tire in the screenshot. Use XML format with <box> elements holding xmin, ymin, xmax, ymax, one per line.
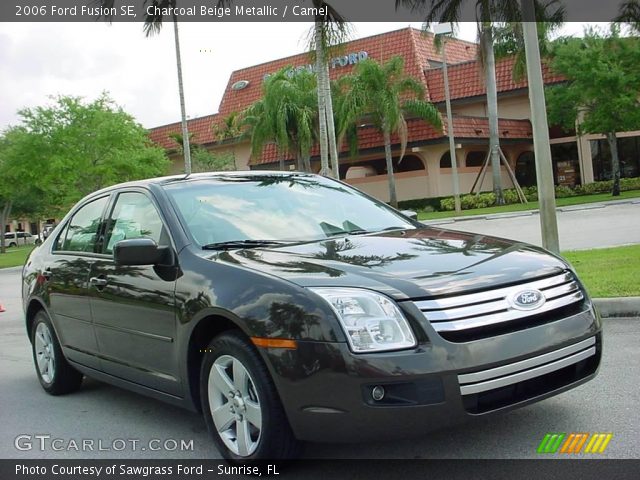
<box><xmin>200</xmin><ymin>331</ymin><xmax>301</xmax><ymax>461</ymax></box>
<box><xmin>31</xmin><ymin>311</ymin><xmax>83</xmax><ymax>395</ymax></box>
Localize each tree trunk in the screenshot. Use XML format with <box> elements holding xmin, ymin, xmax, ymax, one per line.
<box><xmin>296</xmin><ymin>149</ymin><xmax>304</xmax><ymax>172</ymax></box>
<box><xmin>0</xmin><ymin>202</ymin><xmax>12</xmax><ymax>254</ymax></box>
<box><xmin>606</xmin><ymin>131</ymin><xmax>621</xmax><ymax>196</ymax></box>
<box><xmin>173</xmin><ymin>16</ymin><xmax>192</xmax><ymax>175</ymax></box>
<box><xmin>323</xmin><ymin>60</ymin><xmax>340</xmax><ymax>179</ymax></box>
<box><xmin>302</xmin><ymin>152</ymin><xmax>311</xmax><ymax>173</ymax></box>
<box><xmin>278</xmin><ymin>155</ymin><xmax>285</xmax><ymax>172</ymax></box>
<box><xmin>383</xmin><ymin>128</ymin><xmax>398</xmax><ymax>208</ymax></box>
<box><xmin>314</xmin><ymin>22</ymin><xmax>330</xmax><ymax>177</ymax></box>
<box><xmin>481</xmin><ymin>26</ymin><xmax>505</xmax><ymax>205</ymax></box>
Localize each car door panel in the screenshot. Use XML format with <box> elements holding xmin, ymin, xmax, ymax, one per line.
<box><xmin>46</xmin><ymin>196</ymin><xmax>110</xmax><ymax>369</ymax></box>
<box><xmin>88</xmin><ymin>190</ymin><xmax>180</xmax><ymax>395</ymax></box>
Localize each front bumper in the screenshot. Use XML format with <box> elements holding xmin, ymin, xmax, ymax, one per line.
<box><xmin>261</xmin><ymin>303</ymin><xmax>602</xmax><ymax>443</ymax></box>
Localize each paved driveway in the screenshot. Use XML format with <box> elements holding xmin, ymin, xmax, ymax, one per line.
<box><xmin>425</xmin><ymin>202</ymin><xmax>640</xmax><ymax>251</ymax></box>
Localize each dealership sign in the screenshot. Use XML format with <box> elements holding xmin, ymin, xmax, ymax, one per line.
<box><xmin>263</xmin><ymin>51</ymin><xmax>369</xmax><ymax>80</ymax></box>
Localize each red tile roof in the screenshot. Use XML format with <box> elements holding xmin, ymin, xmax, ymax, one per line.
<box><xmin>249</xmin><ymin>116</ymin><xmax>531</xmax><ymax>166</ymax></box>
<box><xmin>218</xmin><ymin>27</ymin><xmax>477</xmax><ymax>117</ymax></box>
<box><xmin>425</xmin><ymin>57</ymin><xmax>565</xmax><ymax>103</ymax></box>
<box><xmin>147</xmin><ymin>114</ymin><xmax>219</xmax><ymax>150</ymax></box>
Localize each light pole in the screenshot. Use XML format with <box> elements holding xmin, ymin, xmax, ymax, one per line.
<box><xmin>520</xmin><ymin>0</ymin><xmax>560</xmax><ymax>254</ymax></box>
<box><xmin>434</xmin><ymin>23</ymin><xmax>462</xmax><ymax>215</ymax></box>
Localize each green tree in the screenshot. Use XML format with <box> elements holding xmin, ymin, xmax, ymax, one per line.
<box><xmin>169</xmin><ymin>132</ymin><xmax>236</xmax><ymax>172</ymax></box>
<box><xmin>338</xmin><ymin>56</ymin><xmax>442</xmax><ymax>208</ymax></box>
<box><xmin>546</xmin><ymin>27</ymin><xmax>640</xmax><ymax>196</ymax></box>
<box><xmin>0</xmin><ymin>94</ymin><xmax>169</xmax><ymax>253</ymax></box>
<box><xmin>243</xmin><ymin>68</ymin><xmax>318</xmax><ymax>173</ymax></box>
<box><xmin>213</xmin><ymin>112</ymin><xmax>243</xmax><ymax>142</ymax></box>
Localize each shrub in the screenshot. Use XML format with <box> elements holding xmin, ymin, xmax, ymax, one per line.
<box><xmin>431</xmin><ymin>177</ymin><xmax>640</xmax><ymax>212</ymax></box>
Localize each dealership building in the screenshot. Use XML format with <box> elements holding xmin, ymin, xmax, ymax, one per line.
<box><xmin>148</xmin><ymin>27</ymin><xmax>640</xmax><ymax>204</ymax></box>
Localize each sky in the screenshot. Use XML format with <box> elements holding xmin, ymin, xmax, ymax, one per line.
<box><xmin>0</xmin><ymin>21</ymin><xmax>604</xmax><ymax>131</ymax></box>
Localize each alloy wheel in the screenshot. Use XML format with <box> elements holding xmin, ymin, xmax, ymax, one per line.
<box><xmin>207</xmin><ymin>354</ymin><xmax>262</xmax><ymax>457</ymax></box>
<box><xmin>34</xmin><ymin>322</ymin><xmax>55</xmax><ymax>384</ymax></box>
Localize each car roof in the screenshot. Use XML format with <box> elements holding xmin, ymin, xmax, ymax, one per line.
<box><xmin>88</xmin><ymin>171</ymin><xmax>318</xmax><ymax>196</ymax></box>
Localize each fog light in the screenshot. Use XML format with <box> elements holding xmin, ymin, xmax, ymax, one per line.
<box><xmin>371</xmin><ymin>385</ymin><xmax>385</xmax><ymax>401</ymax></box>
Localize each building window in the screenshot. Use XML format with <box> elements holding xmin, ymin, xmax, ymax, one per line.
<box><xmin>342</xmin><ymin>155</ymin><xmax>425</xmax><ymax>178</ymax></box>
<box><xmin>440</xmin><ymin>152</ymin><xmax>452</xmax><ymax>168</ymax></box>
<box><xmin>396</xmin><ymin>155</ymin><xmax>425</xmax><ymax>173</ymax></box>
<box><xmin>466</xmin><ymin>151</ymin><xmax>487</xmax><ymax>167</ymax></box>
<box><xmin>551</xmin><ymin>142</ymin><xmax>580</xmax><ymax>186</ymax></box>
<box><xmin>591</xmin><ymin>137</ymin><xmax>640</xmax><ymax>181</ymax></box>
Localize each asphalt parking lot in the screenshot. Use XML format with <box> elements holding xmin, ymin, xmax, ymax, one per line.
<box><xmin>0</xmin><ymin>267</ymin><xmax>638</xmax><ymax>460</ymax></box>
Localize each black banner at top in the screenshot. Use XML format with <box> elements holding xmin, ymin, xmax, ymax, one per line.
<box><xmin>0</xmin><ymin>0</ymin><xmax>634</xmax><ymax>22</ymax></box>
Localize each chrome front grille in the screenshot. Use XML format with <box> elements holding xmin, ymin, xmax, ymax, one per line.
<box><xmin>414</xmin><ymin>271</ymin><xmax>584</xmax><ymax>337</ymax></box>
<box><xmin>458</xmin><ymin>336</ymin><xmax>596</xmax><ymax>395</ymax></box>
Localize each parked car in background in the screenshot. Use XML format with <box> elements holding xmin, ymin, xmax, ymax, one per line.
<box><xmin>21</xmin><ymin>172</ymin><xmax>602</xmax><ymax>461</ymax></box>
<box><xmin>4</xmin><ymin>232</ymin><xmax>36</xmax><ymax>247</ymax></box>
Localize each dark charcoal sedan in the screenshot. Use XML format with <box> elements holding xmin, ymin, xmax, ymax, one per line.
<box><xmin>22</xmin><ymin>172</ymin><xmax>601</xmax><ymax>460</ymax></box>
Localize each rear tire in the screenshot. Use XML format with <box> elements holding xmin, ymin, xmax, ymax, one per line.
<box><xmin>200</xmin><ymin>331</ymin><xmax>301</xmax><ymax>461</ymax></box>
<box><xmin>9</xmin><ymin>242</ymin><xmax>16</xmax><ymax>247</ymax></box>
<box><xmin>31</xmin><ymin>311</ymin><xmax>83</xmax><ymax>395</ymax></box>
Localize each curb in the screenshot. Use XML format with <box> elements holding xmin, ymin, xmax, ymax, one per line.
<box><xmin>593</xmin><ymin>297</ymin><xmax>640</xmax><ymax>318</ymax></box>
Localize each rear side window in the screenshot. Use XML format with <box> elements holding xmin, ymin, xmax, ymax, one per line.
<box><xmin>57</xmin><ymin>196</ymin><xmax>109</xmax><ymax>253</ymax></box>
<box><xmin>103</xmin><ymin>192</ymin><xmax>169</xmax><ymax>254</ymax></box>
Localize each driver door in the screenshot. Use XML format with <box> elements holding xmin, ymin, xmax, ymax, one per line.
<box><xmin>88</xmin><ymin>190</ymin><xmax>180</xmax><ymax>395</ymax></box>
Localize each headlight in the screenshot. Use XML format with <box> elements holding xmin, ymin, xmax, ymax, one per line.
<box><xmin>309</xmin><ymin>288</ymin><xmax>417</xmax><ymax>353</ymax></box>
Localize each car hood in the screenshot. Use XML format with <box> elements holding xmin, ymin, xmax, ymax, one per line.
<box><xmin>210</xmin><ymin>227</ymin><xmax>569</xmax><ymax>300</ymax></box>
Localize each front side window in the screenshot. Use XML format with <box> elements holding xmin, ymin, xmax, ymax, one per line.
<box><xmin>103</xmin><ymin>192</ymin><xmax>168</xmax><ymax>254</ymax></box>
<box><xmin>59</xmin><ymin>196</ymin><xmax>109</xmax><ymax>252</ymax></box>
<box><xmin>163</xmin><ymin>175</ymin><xmax>416</xmax><ymax>246</ymax></box>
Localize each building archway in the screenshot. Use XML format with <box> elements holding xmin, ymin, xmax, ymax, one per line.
<box><xmin>516</xmin><ymin>151</ymin><xmax>536</xmax><ymax>187</ymax></box>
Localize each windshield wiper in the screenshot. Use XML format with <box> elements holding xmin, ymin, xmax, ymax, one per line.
<box><xmin>202</xmin><ymin>240</ymin><xmax>289</xmax><ymax>250</ymax></box>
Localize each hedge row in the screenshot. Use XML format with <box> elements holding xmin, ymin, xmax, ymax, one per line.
<box><xmin>437</xmin><ymin>177</ymin><xmax>640</xmax><ymax>211</ymax></box>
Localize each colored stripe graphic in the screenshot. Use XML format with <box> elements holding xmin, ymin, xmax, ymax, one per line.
<box><xmin>585</xmin><ymin>433</ymin><xmax>613</xmax><ymax>454</ymax></box>
<box><xmin>560</xmin><ymin>433</ymin><xmax>589</xmax><ymax>453</ymax></box>
<box><xmin>538</xmin><ymin>433</ymin><xmax>613</xmax><ymax>454</ymax></box>
<box><xmin>537</xmin><ymin>433</ymin><xmax>566</xmax><ymax>453</ymax></box>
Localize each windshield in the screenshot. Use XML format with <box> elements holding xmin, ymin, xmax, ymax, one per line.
<box><xmin>163</xmin><ymin>174</ymin><xmax>416</xmax><ymax>246</ymax></box>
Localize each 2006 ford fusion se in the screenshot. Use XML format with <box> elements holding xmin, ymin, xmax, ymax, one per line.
<box><xmin>22</xmin><ymin>172</ymin><xmax>601</xmax><ymax>460</ymax></box>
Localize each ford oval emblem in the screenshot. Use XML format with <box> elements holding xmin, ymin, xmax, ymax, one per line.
<box><xmin>511</xmin><ymin>289</ymin><xmax>545</xmax><ymax>310</ymax></box>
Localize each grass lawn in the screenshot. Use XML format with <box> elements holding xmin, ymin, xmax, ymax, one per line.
<box><xmin>0</xmin><ymin>246</ymin><xmax>35</xmax><ymax>269</ymax></box>
<box><xmin>417</xmin><ymin>189</ymin><xmax>640</xmax><ymax>221</ymax></box>
<box><xmin>562</xmin><ymin>245</ymin><xmax>640</xmax><ymax>298</ymax></box>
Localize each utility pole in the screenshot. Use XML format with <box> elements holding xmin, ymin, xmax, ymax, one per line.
<box><xmin>521</xmin><ymin>0</ymin><xmax>560</xmax><ymax>253</ymax></box>
<box><xmin>173</xmin><ymin>17</ymin><xmax>192</xmax><ymax>175</ymax></box>
<box><xmin>435</xmin><ymin>23</ymin><xmax>462</xmax><ymax>215</ymax></box>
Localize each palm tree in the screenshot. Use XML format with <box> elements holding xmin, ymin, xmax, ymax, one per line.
<box><xmin>243</xmin><ymin>68</ymin><xmax>318</xmax><ymax>172</ymax></box>
<box><xmin>308</xmin><ymin>2</ymin><xmax>351</xmax><ymax>179</ymax></box>
<box><xmin>338</xmin><ymin>56</ymin><xmax>442</xmax><ymax>208</ymax></box>
<box><xmin>396</xmin><ymin>0</ymin><xmax>564</xmax><ymax>205</ymax></box>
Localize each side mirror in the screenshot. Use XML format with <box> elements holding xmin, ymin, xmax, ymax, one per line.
<box><xmin>400</xmin><ymin>209</ymin><xmax>418</xmax><ymax>221</ymax></box>
<box><xmin>113</xmin><ymin>238</ymin><xmax>172</xmax><ymax>266</ymax></box>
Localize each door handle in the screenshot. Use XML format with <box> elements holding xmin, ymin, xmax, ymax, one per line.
<box><xmin>89</xmin><ymin>276</ymin><xmax>108</xmax><ymax>288</ymax></box>
<box><xmin>41</xmin><ymin>269</ymin><xmax>52</xmax><ymax>280</ymax></box>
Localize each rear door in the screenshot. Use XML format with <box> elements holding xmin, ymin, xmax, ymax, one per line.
<box><xmin>47</xmin><ymin>195</ymin><xmax>110</xmax><ymax>369</ymax></box>
<box><xmin>88</xmin><ymin>190</ymin><xmax>180</xmax><ymax>395</ymax></box>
